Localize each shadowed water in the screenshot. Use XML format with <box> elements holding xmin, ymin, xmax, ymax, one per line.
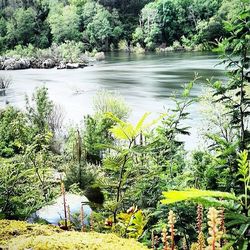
<box><xmin>0</xmin><ymin>51</ymin><xmax>227</xmax><ymax>149</ymax></box>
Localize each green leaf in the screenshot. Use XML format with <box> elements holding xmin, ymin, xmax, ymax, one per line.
<box><xmin>161</xmin><ymin>189</ymin><xmax>237</xmax><ymax>205</ymax></box>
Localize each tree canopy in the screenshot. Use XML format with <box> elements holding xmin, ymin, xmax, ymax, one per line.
<box><xmin>0</xmin><ymin>0</ymin><xmax>247</xmax><ymax>52</ymax></box>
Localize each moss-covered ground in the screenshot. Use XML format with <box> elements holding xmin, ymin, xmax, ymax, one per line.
<box><xmin>0</xmin><ymin>220</ymin><xmax>148</xmax><ymax>250</ymax></box>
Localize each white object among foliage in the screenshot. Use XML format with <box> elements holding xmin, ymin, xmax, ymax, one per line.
<box><xmin>34</xmin><ymin>193</ymin><xmax>92</xmax><ymax>225</ymax></box>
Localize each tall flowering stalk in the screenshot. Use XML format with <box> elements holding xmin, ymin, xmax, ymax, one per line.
<box><xmin>206</xmin><ymin>207</ymin><xmax>223</xmax><ymax>250</ymax></box>
<box><xmin>197</xmin><ymin>204</ymin><xmax>203</xmax><ymax>233</ymax></box>
<box><xmin>80</xmin><ymin>205</ymin><xmax>85</xmax><ymax>232</ymax></box>
<box><xmin>219</xmin><ymin>208</ymin><xmax>227</xmax><ymax>247</ymax></box>
<box><xmin>182</xmin><ymin>237</ymin><xmax>188</xmax><ymax>250</ymax></box>
<box><xmin>167</xmin><ymin>210</ymin><xmax>176</xmax><ymax>250</ymax></box>
<box><xmin>161</xmin><ymin>227</ymin><xmax>169</xmax><ymax>250</ymax></box>
<box><xmin>90</xmin><ymin>211</ymin><xmax>94</xmax><ymax>231</ymax></box>
<box><xmin>61</xmin><ymin>181</ymin><xmax>68</xmax><ymax>230</ymax></box>
<box><xmin>197</xmin><ymin>204</ymin><xmax>205</xmax><ymax>250</ymax></box>
<box><xmin>151</xmin><ymin>230</ymin><xmax>155</xmax><ymax>250</ymax></box>
<box><xmin>197</xmin><ymin>231</ymin><xmax>206</xmax><ymax>250</ymax></box>
<box><xmin>67</xmin><ymin>205</ymin><xmax>71</xmax><ymax>224</ymax></box>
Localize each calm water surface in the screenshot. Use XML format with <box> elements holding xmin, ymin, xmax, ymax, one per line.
<box><xmin>0</xmin><ymin>51</ymin><xmax>227</xmax><ymax>149</ymax></box>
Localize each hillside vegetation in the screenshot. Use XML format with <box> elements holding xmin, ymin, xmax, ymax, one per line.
<box><xmin>0</xmin><ymin>0</ymin><xmax>248</xmax><ymax>53</ymax></box>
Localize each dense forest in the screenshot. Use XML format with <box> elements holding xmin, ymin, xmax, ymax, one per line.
<box><xmin>0</xmin><ymin>0</ymin><xmax>250</xmax><ymax>249</ymax></box>
<box><xmin>0</xmin><ymin>0</ymin><xmax>247</xmax><ymax>53</ymax></box>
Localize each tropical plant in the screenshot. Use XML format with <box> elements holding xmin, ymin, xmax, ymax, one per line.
<box><xmin>114</xmin><ymin>206</ymin><xmax>148</xmax><ymax>239</ymax></box>
<box><xmin>102</xmin><ymin>112</ymin><xmax>160</xmax><ymax>223</ymax></box>
<box><xmin>161</xmin><ymin>150</ymin><xmax>250</xmax><ymax>249</ymax></box>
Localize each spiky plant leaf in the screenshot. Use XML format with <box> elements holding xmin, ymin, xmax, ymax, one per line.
<box><xmin>107</xmin><ymin>112</ymin><xmax>162</xmax><ymax>141</ymax></box>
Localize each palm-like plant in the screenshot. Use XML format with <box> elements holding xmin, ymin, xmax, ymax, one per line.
<box><xmin>102</xmin><ymin>112</ymin><xmax>161</xmax><ymax>223</ymax></box>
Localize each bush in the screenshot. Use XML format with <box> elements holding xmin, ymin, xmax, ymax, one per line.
<box><xmin>5</xmin><ymin>44</ymin><xmax>37</xmax><ymax>58</ymax></box>
<box><xmin>93</xmin><ymin>89</ymin><xmax>131</xmax><ymax>120</ymax></box>
<box><xmin>118</xmin><ymin>40</ymin><xmax>129</xmax><ymax>51</ymax></box>
<box><xmin>4</xmin><ymin>41</ymin><xmax>87</xmax><ymax>63</ymax></box>
<box><xmin>0</xmin><ymin>106</ymin><xmax>28</xmax><ymax>157</ymax></box>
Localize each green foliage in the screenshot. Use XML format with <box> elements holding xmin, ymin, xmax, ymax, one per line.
<box><xmin>115</xmin><ymin>207</ymin><xmax>148</xmax><ymax>239</ymax></box>
<box><xmin>0</xmin><ymin>159</ymin><xmax>44</xmax><ymax>219</ymax></box>
<box><xmin>194</xmin><ymin>17</ymin><xmax>227</xmax><ymax>47</ymax></box>
<box><xmin>5</xmin><ymin>43</ymin><xmax>37</xmax><ymax>58</ymax></box>
<box><xmin>133</xmin><ymin>0</ymin><xmax>224</xmax><ymax>49</ymax></box>
<box><xmin>222</xmin><ymin>151</ymin><xmax>250</xmax><ymax>249</ymax></box>
<box><xmin>100</xmin><ymin>112</ymin><xmax>162</xmax><ymax>223</ymax></box>
<box><xmin>0</xmin><ymin>2</ymin><xmax>249</xmax><ymax>249</ymax></box>
<box><xmin>48</xmin><ymin>4</ymin><xmax>81</xmax><ymax>43</ymax></box>
<box><xmin>93</xmin><ymin>90</ymin><xmax>131</xmax><ymax>120</ymax></box>
<box><xmin>237</xmin><ymin>150</ymin><xmax>250</xmax><ymax>210</ymax></box>
<box><xmin>64</xmin><ymin>129</ymin><xmax>96</xmax><ymax>190</ymax></box>
<box><xmin>25</xmin><ymin>86</ymin><xmax>54</xmax><ymax>136</ymax></box>
<box><xmin>0</xmin><ymin>87</ymin><xmax>61</xmax><ymax>219</ymax></box>
<box><xmin>210</xmin><ymin>5</ymin><xmax>250</xmax><ymax>151</ymax></box>
<box><xmin>0</xmin><ymin>17</ymin><xmax>7</xmax><ymax>52</ymax></box>
<box><xmin>6</xmin><ymin>7</ymin><xmax>37</xmax><ymax>47</ymax></box>
<box><xmin>82</xmin><ymin>115</ymin><xmax>113</xmax><ymax>164</ymax></box>
<box><xmin>5</xmin><ymin>41</ymin><xmax>86</xmax><ymax>63</ymax></box>
<box><xmin>161</xmin><ymin>189</ymin><xmax>236</xmax><ymax>205</ymax></box>
<box><xmin>83</xmin><ymin>3</ymin><xmax>123</xmax><ymax>50</ymax></box>
<box><xmin>132</xmin><ymin>2</ymin><xmax>160</xmax><ymax>49</ymax></box>
<box><xmin>107</xmin><ymin>112</ymin><xmax>155</xmax><ymax>142</ymax></box>
<box><xmin>0</xmin><ymin>107</ymin><xmax>29</xmax><ymax>157</ymax></box>
<box><xmin>24</xmin><ymin>131</ymin><xmax>58</xmax><ymax>202</ymax></box>
<box><xmin>85</xmin><ymin>9</ymin><xmax>111</xmax><ymax>49</ymax></box>
<box><xmin>0</xmin><ymin>0</ymin><xmax>243</xmax><ymax>53</ymax></box>
<box><xmin>161</xmin><ymin>150</ymin><xmax>250</xmax><ymax>248</ymax></box>
<box><xmin>70</xmin><ymin>90</ymin><xmax>132</xmax><ymax>164</ymax></box>
<box><xmin>56</xmin><ymin>41</ymin><xmax>85</xmax><ymax>62</ymax></box>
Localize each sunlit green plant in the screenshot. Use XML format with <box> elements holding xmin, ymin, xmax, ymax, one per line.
<box><xmin>113</xmin><ymin>206</ymin><xmax>148</xmax><ymax>239</ymax></box>
<box><xmin>102</xmin><ymin>112</ymin><xmax>161</xmax><ymax>223</ymax></box>
<box><xmin>237</xmin><ymin>150</ymin><xmax>250</xmax><ymax>211</ymax></box>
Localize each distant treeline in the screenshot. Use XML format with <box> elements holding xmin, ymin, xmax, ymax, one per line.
<box><xmin>0</xmin><ymin>0</ymin><xmax>247</xmax><ymax>52</ymax></box>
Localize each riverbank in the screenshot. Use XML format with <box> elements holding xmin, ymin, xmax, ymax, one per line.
<box><xmin>0</xmin><ymin>52</ymin><xmax>105</xmax><ymax>70</ymax></box>
<box><xmin>0</xmin><ymin>42</ymin><xmax>105</xmax><ymax>70</ymax></box>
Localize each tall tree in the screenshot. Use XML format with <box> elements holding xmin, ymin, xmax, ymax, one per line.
<box><xmin>48</xmin><ymin>4</ymin><xmax>80</xmax><ymax>43</ymax></box>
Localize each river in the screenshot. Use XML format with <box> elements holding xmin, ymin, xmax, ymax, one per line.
<box><xmin>0</xmin><ymin>51</ymin><xmax>227</xmax><ymax>149</ymax></box>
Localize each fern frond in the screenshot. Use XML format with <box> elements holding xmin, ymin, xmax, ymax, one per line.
<box><xmin>161</xmin><ymin>189</ymin><xmax>237</xmax><ymax>205</ymax></box>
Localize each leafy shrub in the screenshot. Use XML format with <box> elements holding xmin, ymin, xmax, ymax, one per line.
<box><xmin>0</xmin><ymin>107</ymin><xmax>29</xmax><ymax>157</ymax></box>
<box><xmin>0</xmin><ymin>160</ymin><xmax>45</xmax><ymax>219</ymax></box>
